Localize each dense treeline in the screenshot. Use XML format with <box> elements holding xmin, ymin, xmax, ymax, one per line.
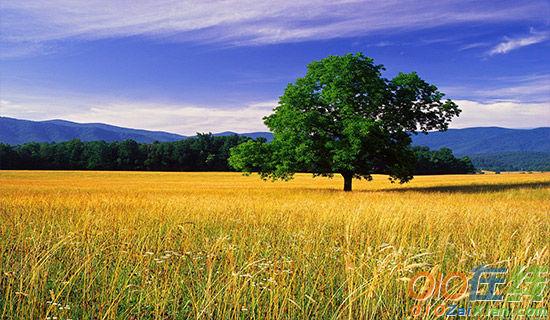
<box><xmin>469</xmin><ymin>152</ymin><xmax>550</xmax><ymax>172</ymax></box>
<box><xmin>0</xmin><ymin>134</ymin><xmax>475</xmax><ymax>174</ymax></box>
<box><xmin>0</xmin><ymin>134</ymin><xmax>248</xmax><ymax>171</ymax></box>
<box><xmin>412</xmin><ymin>146</ymin><xmax>475</xmax><ymax>174</ymax></box>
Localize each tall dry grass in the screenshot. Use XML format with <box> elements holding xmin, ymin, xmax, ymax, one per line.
<box><xmin>1</xmin><ymin>171</ymin><xmax>549</xmax><ymax>319</ymax></box>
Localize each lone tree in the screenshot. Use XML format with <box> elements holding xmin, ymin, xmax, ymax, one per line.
<box><xmin>229</xmin><ymin>53</ymin><xmax>460</xmax><ymax>191</ymax></box>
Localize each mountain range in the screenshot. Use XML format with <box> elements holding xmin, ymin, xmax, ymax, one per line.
<box><xmin>0</xmin><ymin>117</ymin><xmax>186</xmax><ymax>144</ymax></box>
<box><xmin>1</xmin><ymin>117</ymin><xmax>549</xmax><ymax>169</ymax></box>
<box><xmin>410</xmin><ymin>127</ymin><xmax>550</xmax><ymax>156</ymax></box>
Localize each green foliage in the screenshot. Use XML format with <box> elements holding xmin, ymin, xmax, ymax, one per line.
<box><xmin>228</xmin><ymin>138</ymin><xmax>283</xmax><ymax>179</ymax></box>
<box><xmin>412</xmin><ymin>146</ymin><xmax>476</xmax><ymax>174</ymax></box>
<box><xmin>229</xmin><ymin>53</ymin><xmax>460</xmax><ymax>190</ymax></box>
<box><xmin>0</xmin><ymin>134</ymin><xmax>250</xmax><ymax>171</ymax></box>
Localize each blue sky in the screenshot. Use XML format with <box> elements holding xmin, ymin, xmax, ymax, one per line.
<box><xmin>0</xmin><ymin>0</ymin><xmax>549</xmax><ymax>134</ymax></box>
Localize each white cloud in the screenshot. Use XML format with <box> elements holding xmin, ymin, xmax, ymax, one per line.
<box><xmin>489</xmin><ymin>32</ymin><xmax>549</xmax><ymax>55</ymax></box>
<box><xmin>451</xmin><ymin>100</ymin><xmax>550</xmax><ymax>128</ymax></box>
<box><xmin>0</xmin><ymin>96</ymin><xmax>275</xmax><ymax>135</ymax></box>
<box><xmin>1</xmin><ymin>0</ymin><xmax>548</xmax><ymax>52</ymax></box>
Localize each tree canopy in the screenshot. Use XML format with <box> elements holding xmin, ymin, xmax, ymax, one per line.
<box><xmin>229</xmin><ymin>53</ymin><xmax>461</xmax><ymax>191</ymax></box>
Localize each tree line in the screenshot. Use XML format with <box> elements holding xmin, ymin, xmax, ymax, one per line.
<box><xmin>468</xmin><ymin>152</ymin><xmax>550</xmax><ymax>172</ymax></box>
<box><xmin>0</xmin><ymin>134</ymin><xmax>475</xmax><ymax>174</ymax></box>
<box><xmin>0</xmin><ymin>134</ymin><xmax>247</xmax><ymax>171</ymax></box>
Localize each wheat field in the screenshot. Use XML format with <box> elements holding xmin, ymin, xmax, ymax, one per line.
<box><xmin>1</xmin><ymin>171</ymin><xmax>549</xmax><ymax>319</ymax></box>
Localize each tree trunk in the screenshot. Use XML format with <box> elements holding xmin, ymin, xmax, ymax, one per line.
<box><xmin>342</xmin><ymin>173</ymin><xmax>353</xmax><ymax>192</ymax></box>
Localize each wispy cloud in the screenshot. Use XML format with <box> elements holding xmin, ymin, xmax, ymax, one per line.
<box><xmin>459</xmin><ymin>42</ymin><xmax>490</xmax><ymax>51</ymax></box>
<box><xmin>1</xmin><ymin>0</ymin><xmax>548</xmax><ymax>56</ymax></box>
<box><xmin>489</xmin><ymin>31</ymin><xmax>549</xmax><ymax>55</ymax></box>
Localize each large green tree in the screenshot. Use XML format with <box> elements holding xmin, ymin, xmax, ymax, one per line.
<box><xmin>229</xmin><ymin>53</ymin><xmax>461</xmax><ymax>191</ymax></box>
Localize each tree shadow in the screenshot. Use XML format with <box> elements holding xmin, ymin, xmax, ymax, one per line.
<box><xmin>382</xmin><ymin>181</ymin><xmax>550</xmax><ymax>194</ymax></box>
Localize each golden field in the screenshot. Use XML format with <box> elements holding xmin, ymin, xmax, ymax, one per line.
<box><xmin>1</xmin><ymin>171</ymin><xmax>549</xmax><ymax>319</ymax></box>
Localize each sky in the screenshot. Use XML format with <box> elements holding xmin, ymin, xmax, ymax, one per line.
<box><xmin>0</xmin><ymin>0</ymin><xmax>549</xmax><ymax>135</ymax></box>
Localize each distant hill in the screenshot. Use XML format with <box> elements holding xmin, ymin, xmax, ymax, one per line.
<box><xmin>0</xmin><ymin>117</ymin><xmax>186</xmax><ymax>144</ymax></box>
<box><xmin>0</xmin><ymin>117</ymin><xmax>274</xmax><ymax>144</ymax></box>
<box><xmin>411</xmin><ymin>127</ymin><xmax>550</xmax><ymax>156</ymax></box>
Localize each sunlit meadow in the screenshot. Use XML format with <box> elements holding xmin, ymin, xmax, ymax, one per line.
<box><xmin>1</xmin><ymin>171</ymin><xmax>549</xmax><ymax>319</ymax></box>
